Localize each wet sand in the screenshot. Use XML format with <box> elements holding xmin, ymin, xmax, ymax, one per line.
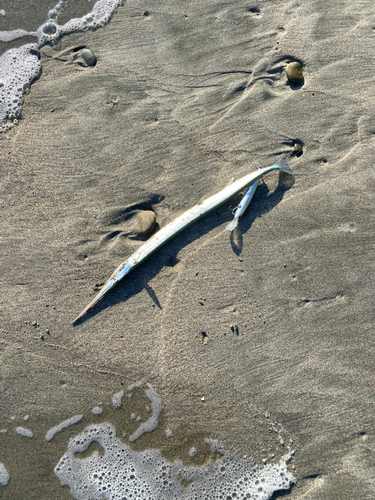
<box><xmin>1</xmin><ymin>0</ymin><xmax>375</xmax><ymax>498</ymax></box>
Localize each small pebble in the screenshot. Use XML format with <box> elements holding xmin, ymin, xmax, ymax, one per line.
<box><xmin>286</xmin><ymin>61</ymin><xmax>304</xmax><ymax>84</ymax></box>
<box><xmin>293</xmin><ymin>142</ymin><xmax>303</xmax><ymax>153</ymax></box>
<box><xmin>135</xmin><ymin>210</ymin><xmax>156</xmax><ymax>235</ymax></box>
<box><xmin>80</xmin><ymin>48</ymin><xmax>97</xmax><ymax>67</ymax></box>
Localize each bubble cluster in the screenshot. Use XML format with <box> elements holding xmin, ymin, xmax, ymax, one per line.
<box><xmin>55</xmin><ymin>423</ymin><xmax>295</xmax><ymax>500</ymax></box>
<box><xmin>0</xmin><ymin>463</ymin><xmax>9</xmax><ymax>486</ymax></box>
<box><xmin>0</xmin><ymin>44</ymin><xmax>41</xmax><ymax>132</ymax></box>
<box><xmin>37</xmin><ymin>0</ymin><xmax>123</xmax><ymax>46</ymax></box>
<box><xmin>112</xmin><ymin>390</ymin><xmax>124</xmax><ymax>409</ymax></box>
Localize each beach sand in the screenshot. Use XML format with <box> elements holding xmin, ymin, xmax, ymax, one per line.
<box><xmin>1</xmin><ymin>0</ymin><xmax>374</xmax><ymax>498</ymax></box>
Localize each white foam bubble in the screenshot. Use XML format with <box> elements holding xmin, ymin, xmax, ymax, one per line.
<box><xmin>55</xmin><ymin>422</ymin><xmax>295</xmax><ymax>500</ymax></box>
<box><xmin>0</xmin><ymin>29</ymin><xmax>36</xmax><ymax>42</ymax></box>
<box><xmin>48</xmin><ymin>0</ymin><xmax>65</xmax><ymax>21</ymax></box>
<box><xmin>15</xmin><ymin>426</ymin><xmax>33</xmax><ymax>438</ymax></box>
<box><xmin>36</xmin><ymin>0</ymin><xmax>123</xmax><ymax>47</ymax></box>
<box><xmin>0</xmin><ymin>44</ymin><xmax>41</xmax><ymax>132</ymax></box>
<box><xmin>45</xmin><ymin>414</ymin><xmax>83</xmax><ymax>442</ymax></box>
<box><xmin>128</xmin><ymin>381</ymin><xmax>143</xmax><ymax>391</ymax></box>
<box><xmin>0</xmin><ymin>463</ymin><xmax>9</xmax><ymax>486</ymax></box>
<box><xmin>92</xmin><ymin>406</ymin><xmax>103</xmax><ymax>415</ymax></box>
<box><xmin>129</xmin><ymin>383</ymin><xmax>163</xmax><ymax>442</ymax></box>
<box><xmin>112</xmin><ymin>390</ymin><xmax>124</xmax><ymax>409</ymax></box>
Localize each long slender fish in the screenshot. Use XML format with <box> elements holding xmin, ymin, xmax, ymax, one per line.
<box><xmin>73</xmin><ymin>158</ymin><xmax>292</xmax><ymax>323</ymax></box>
<box><xmin>226</xmin><ymin>179</ymin><xmax>259</xmax><ymax>232</ymax></box>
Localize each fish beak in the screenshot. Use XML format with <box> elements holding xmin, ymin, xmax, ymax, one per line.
<box><xmin>72</xmin><ymin>279</ymin><xmax>117</xmax><ymax>324</ymax></box>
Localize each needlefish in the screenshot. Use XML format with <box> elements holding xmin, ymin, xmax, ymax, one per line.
<box><xmin>73</xmin><ymin>158</ymin><xmax>292</xmax><ymax>323</ymax></box>
<box><xmin>226</xmin><ymin>179</ymin><xmax>259</xmax><ymax>232</ymax></box>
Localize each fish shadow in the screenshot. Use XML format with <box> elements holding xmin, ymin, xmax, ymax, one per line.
<box><xmin>73</xmin><ymin>172</ymin><xmax>293</xmax><ymax>324</ymax></box>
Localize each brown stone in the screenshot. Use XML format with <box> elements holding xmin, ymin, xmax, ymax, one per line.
<box><xmin>286</xmin><ymin>61</ymin><xmax>304</xmax><ymax>84</ymax></box>
<box><xmin>135</xmin><ymin>210</ymin><xmax>156</xmax><ymax>235</ymax></box>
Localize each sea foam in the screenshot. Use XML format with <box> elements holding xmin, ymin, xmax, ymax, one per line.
<box><xmin>0</xmin><ymin>44</ymin><xmax>41</xmax><ymax>132</ymax></box>
<box><xmin>55</xmin><ymin>422</ymin><xmax>295</xmax><ymax>500</ymax></box>
<box><xmin>54</xmin><ymin>384</ymin><xmax>295</xmax><ymax>500</ymax></box>
<box><xmin>0</xmin><ymin>462</ymin><xmax>9</xmax><ymax>486</ymax></box>
<box><xmin>0</xmin><ymin>0</ymin><xmax>122</xmax><ymax>131</ymax></box>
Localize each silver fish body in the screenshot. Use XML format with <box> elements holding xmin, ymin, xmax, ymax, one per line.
<box><xmin>226</xmin><ymin>179</ymin><xmax>259</xmax><ymax>232</ymax></box>
<box><xmin>73</xmin><ymin>158</ymin><xmax>292</xmax><ymax>323</ymax></box>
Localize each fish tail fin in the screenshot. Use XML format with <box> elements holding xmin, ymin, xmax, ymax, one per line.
<box><xmin>226</xmin><ymin>218</ymin><xmax>238</xmax><ymax>231</ymax></box>
<box><xmin>275</xmin><ymin>157</ymin><xmax>293</xmax><ymax>175</ymax></box>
